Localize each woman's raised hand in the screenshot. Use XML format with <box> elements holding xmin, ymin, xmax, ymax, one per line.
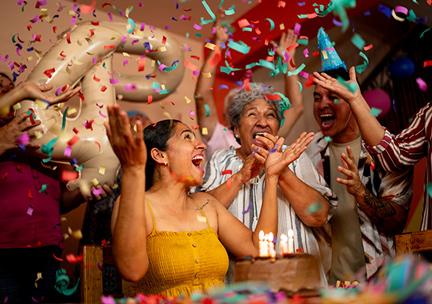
<box><xmin>104</xmin><ymin>104</ymin><xmax>146</xmax><ymax>169</ymax></box>
<box><xmin>265</xmin><ymin>132</ymin><xmax>314</xmax><ymax>177</ymax></box>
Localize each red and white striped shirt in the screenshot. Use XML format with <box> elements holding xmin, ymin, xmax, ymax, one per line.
<box><xmin>365</xmin><ymin>102</ymin><xmax>432</xmax><ymax>230</ymax></box>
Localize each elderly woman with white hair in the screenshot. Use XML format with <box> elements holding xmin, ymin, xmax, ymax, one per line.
<box><xmin>194</xmin><ymin>83</ymin><xmax>338</xmax><ymax>286</ymax></box>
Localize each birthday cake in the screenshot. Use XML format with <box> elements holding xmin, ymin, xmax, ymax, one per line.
<box><xmin>234</xmin><ymin>253</ymin><xmax>321</xmax><ymax>297</ymax></box>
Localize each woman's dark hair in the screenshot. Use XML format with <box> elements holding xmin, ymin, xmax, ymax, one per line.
<box><xmin>143</xmin><ymin>119</ymin><xmax>181</xmax><ymax>190</ymax></box>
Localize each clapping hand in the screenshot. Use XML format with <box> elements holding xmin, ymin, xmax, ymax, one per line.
<box><xmin>265</xmin><ymin>132</ymin><xmax>314</xmax><ymax>178</ymax></box>
<box><xmin>336</xmin><ymin>145</ymin><xmax>365</xmax><ymax>197</ymax></box>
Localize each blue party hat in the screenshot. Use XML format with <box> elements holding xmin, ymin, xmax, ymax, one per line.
<box><xmin>317</xmin><ymin>27</ymin><xmax>347</xmax><ymax>73</ymax></box>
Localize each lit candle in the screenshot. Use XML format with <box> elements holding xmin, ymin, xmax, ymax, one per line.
<box><xmin>288</xmin><ymin>229</ymin><xmax>294</xmax><ymax>254</ymax></box>
<box><xmin>268</xmin><ymin>232</ymin><xmax>276</xmax><ymax>258</ymax></box>
<box><xmin>259</xmin><ymin>230</ymin><xmax>269</xmax><ymax>257</ymax></box>
<box><xmin>280</xmin><ymin>234</ymin><xmax>288</xmax><ymax>255</ymax></box>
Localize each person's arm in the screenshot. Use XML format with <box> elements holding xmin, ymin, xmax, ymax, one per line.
<box><xmin>336</xmin><ymin>146</ymin><xmax>409</xmax><ymax>235</ymax></box>
<box><xmin>105</xmin><ymin>104</ymin><xmax>148</xmax><ymax>282</ymax></box>
<box><xmin>216</xmin><ymin>135</ymin><xmax>311</xmax><ymax>257</ymax></box>
<box><xmin>313</xmin><ymin>66</ymin><xmax>384</xmax><ymax>145</ymax></box>
<box><xmin>274</xmin><ymin>30</ymin><xmax>304</xmax><ymax>138</ymax></box>
<box><xmin>0</xmin><ymin>82</ymin><xmax>81</xmax><ymax>111</ymax></box>
<box><xmin>195</xmin><ymin>12</ymin><xmax>228</xmax><ymax>142</ymax></box>
<box><xmin>277</xmin><ymin>133</ymin><xmax>334</xmax><ymax>227</ymax></box>
<box><xmin>278</xmin><ymin>167</ymin><xmax>330</xmax><ymax>227</ymax></box>
<box><xmin>60</xmin><ymin>184</ymin><xmax>112</xmax><ymax>214</ymax></box>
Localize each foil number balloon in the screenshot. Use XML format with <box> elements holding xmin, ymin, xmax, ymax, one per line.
<box><xmin>16</xmin><ymin>21</ymin><xmax>185</xmax><ymax>193</ymax></box>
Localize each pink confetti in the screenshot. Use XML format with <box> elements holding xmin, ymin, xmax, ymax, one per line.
<box><xmin>416</xmin><ymin>78</ymin><xmax>428</xmax><ymax>91</ymax></box>
<box><xmin>64</xmin><ymin>146</ymin><xmax>72</xmax><ymax>157</ymax></box>
<box><xmin>159</xmin><ymin>64</ymin><xmax>167</xmax><ymax>72</ymax></box>
<box><xmin>140</xmin><ymin>23</ymin><xmax>145</xmax><ymax>31</ymax></box>
<box><xmin>124</xmin><ymin>83</ymin><xmax>136</xmax><ymax>91</ymax></box>
<box><xmin>27</xmin><ymin>205</ymin><xmax>34</xmax><ymax>216</ymax></box>
<box><xmin>107</xmin><ymin>13</ymin><xmax>113</xmax><ymax>21</ymax></box>
<box><xmin>16</xmin><ymin>133</ymin><xmax>30</xmax><ymax>145</ymax></box>
<box><xmin>188</xmin><ymin>110</ymin><xmax>195</xmax><ymax>115</ymax></box>
<box><xmin>394</xmin><ymin>6</ymin><xmax>408</xmax><ymax>15</ymax></box>
<box><xmin>299</xmin><ymin>71</ymin><xmax>309</xmax><ymax>79</ymax></box>
<box><xmin>92</xmin><ymin>188</ymin><xmax>103</xmax><ymax>195</ymax></box>
<box><xmin>294</xmin><ymin>23</ymin><xmax>301</xmax><ymax>35</ymax></box>
<box><xmin>0</xmin><ymin>55</ymin><xmax>9</xmax><ymax>62</ymax></box>
<box><xmin>29</xmin><ymin>15</ymin><xmax>39</xmax><ymax>23</ymax></box>
<box><xmin>55</xmin><ymin>87</ymin><xmax>63</xmax><ymax>96</ymax></box>
<box><xmin>193</xmin><ymin>24</ymin><xmax>202</xmax><ymax>30</ymax></box>
<box><xmin>99</xmin><ymin>110</ymin><xmax>106</xmax><ymax>118</ymax></box>
<box><xmin>303</xmin><ymin>48</ymin><xmax>309</xmax><ymax>57</ymax></box>
<box><xmin>109</xmin><ymin>78</ymin><xmax>119</xmax><ymax>84</ymax></box>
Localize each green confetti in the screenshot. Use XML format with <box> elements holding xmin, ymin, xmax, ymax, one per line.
<box><xmin>324</xmin><ymin>136</ymin><xmax>332</xmax><ymax>142</ymax></box>
<box><xmin>265</xmin><ymin>18</ymin><xmax>275</xmax><ymax>31</ymax></box>
<box><xmin>224</xmin><ymin>6</ymin><xmax>235</xmax><ymax>15</ymax></box>
<box><xmin>227</xmin><ymin>40</ymin><xmax>251</xmax><ymax>54</ymax></box>
<box><xmin>75</xmin><ymin>164</ymin><xmax>84</xmax><ymax>171</ymax></box>
<box><xmin>200</xmin><ymin>0</ymin><xmax>216</xmax><ymax>25</ymax></box>
<box><xmin>297</xmin><ymin>38</ymin><xmax>309</xmax><ymax>45</ymax></box>
<box><xmin>242</xmin><ymin>27</ymin><xmax>252</xmax><ymax>32</ymax></box>
<box><xmin>287</xmin><ymin>63</ymin><xmax>306</xmax><ymax>76</ymax></box>
<box><xmin>334</xmin><ymin>99</ymin><xmax>339</xmax><ymax>104</ymax></box>
<box><xmin>370</xmin><ymin>107</ymin><xmax>382</xmax><ymax>117</ymax></box>
<box><xmin>258</xmin><ymin>59</ymin><xmax>275</xmax><ymax>70</ymax></box>
<box><xmin>41</xmin><ymin>137</ymin><xmax>59</xmax><ymax>156</ymax></box>
<box><xmin>39</xmin><ymin>184</ymin><xmax>48</xmax><ymax>193</ymax></box>
<box><xmin>420</xmin><ymin>28</ymin><xmax>431</xmax><ymax>39</ymax></box>
<box><xmin>351</xmin><ymin>33</ymin><xmax>365</xmax><ymax>50</ymax></box>
<box><xmin>55</xmin><ymin>268</ymin><xmax>79</xmax><ymax>296</ymax></box>
<box><xmin>61</xmin><ymin>107</ymin><xmax>69</xmax><ymax>132</ymax></box>
<box><xmin>355</xmin><ymin>51</ymin><xmax>369</xmax><ymax>74</ymax></box>
<box><xmin>297</xmin><ymin>81</ymin><xmax>303</xmax><ymax>93</ymax></box>
<box><xmin>127</xmin><ymin>18</ymin><xmax>136</xmax><ymax>34</ymax></box>
<box><xmin>307</xmin><ymin>202</ymin><xmax>322</xmax><ymax>214</ymax></box>
<box><xmin>42</xmin><ymin>156</ymin><xmax>52</xmax><ymax>163</ymax></box>
<box><xmin>336</xmin><ymin>76</ymin><xmax>357</xmax><ymax>93</ymax></box>
<box><xmin>427</xmin><ymin>183</ymin><xmax>432</xmax><ymax>198</ymax></box>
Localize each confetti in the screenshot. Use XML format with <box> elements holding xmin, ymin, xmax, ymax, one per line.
<box><xmin>416</xmin><ymin>78</ymin><xmax>428</xmax><ymax>91</ymax></box>
<box><xmin>27</xmin><ymin>205</ymin><xmax>34</xmax><ymax>215</ymax></box>
<box><xmin>242</xmin><ymin>202</ymin><xmax>252</xmax><ymax>214</ymax></box>
<box><xmin>370</xmin><ymin>107</ymin><xmax>382</xmax><ymax>117</ymax></box>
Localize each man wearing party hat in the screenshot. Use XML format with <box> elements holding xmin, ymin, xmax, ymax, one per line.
<box><xmin>306</xmin><ymin>27</ymin><xmax>413</xmax><ymax>284</ymax></box>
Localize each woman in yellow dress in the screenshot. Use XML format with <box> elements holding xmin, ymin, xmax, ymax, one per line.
<box><xmin>104</xmin><ymin>104</ymin><xmax>313</xmax><ymax>297</ymax></box>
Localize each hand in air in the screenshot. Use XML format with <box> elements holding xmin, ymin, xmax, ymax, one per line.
<box><xmin>312</xmin><ymin>66</ymin><xmax>361</xmax><ymax>105</ymax></box>
<box><xmin>21</xmin><ymin>82</ymin><xmax>81</xmax><ymax>107</ymax></box>
<box><xmin>336</xmin><ymin>145</ymin><xmax>365</xmax><ymax>197</ymax></box>
<box><xmin>105</xmin><ymin>104</ymin><xmax>146</xmax><ymax>169</ymax></box>
<box><xmin>273</xmin><ymin>29</ymin><xmax>298</xmax><ymax>64</ymax></box>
